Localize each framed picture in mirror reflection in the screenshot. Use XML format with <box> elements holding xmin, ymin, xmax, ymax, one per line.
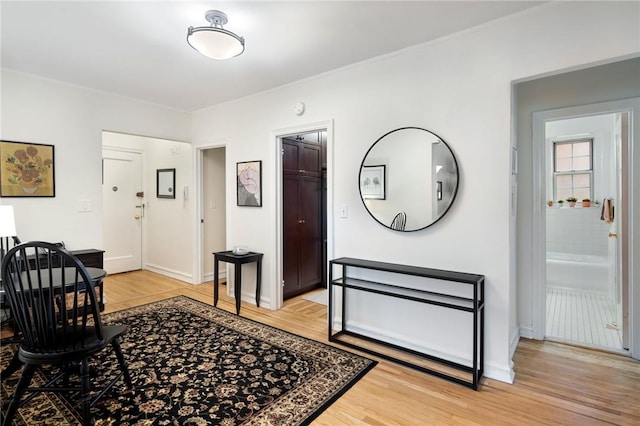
<box><xmin>360</xmin><ymin>165</ymin><xmax>386</xmax><ymax>200</ymax></box>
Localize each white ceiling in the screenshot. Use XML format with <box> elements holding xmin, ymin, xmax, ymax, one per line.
<box><xmin>1</xmin><ymin>1</ymin><xmax>543</xmax><ymax>112</ymax></box>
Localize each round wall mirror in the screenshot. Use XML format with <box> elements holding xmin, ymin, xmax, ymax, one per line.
<box><xmin>359</xmin><ymin>127</ymin><xmax>459</xmax><ymax>232</ymax></box>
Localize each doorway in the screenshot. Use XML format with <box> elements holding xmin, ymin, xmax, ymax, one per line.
<box><xmin>532</xmin><ymin>99</ymin><xmax>638</xmax><ymax>355</ymax></box>
<box><xmin>269</xmin><ymin>120</ymin><xmax>334</xmax><ymax>310</ymax></box>
<box><xmin>282</xmin><ymin>130</ymin><xmax>327</xmax><ymax>299</ymax></box>
<box><xmin>542</xmin><ymin>112</ymin><xmax>627</xmax><ymax>351</ymax></box>
<box><xmin>201</xmin><ymin>147</ymin><xmax>227</xmax><ymax>283</ymax></box>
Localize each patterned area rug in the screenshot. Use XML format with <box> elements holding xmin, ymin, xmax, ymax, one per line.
<box><xmin>1</xmin><ymin>296</ymin><xmax>376</xmax><ymax>425</ymax></box>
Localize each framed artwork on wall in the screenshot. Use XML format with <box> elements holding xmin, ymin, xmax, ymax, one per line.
<box><xmin>156</xmin><ymin>168</ymin><xmax>176</xmax><ymax>199</ymax></box>
<box><xmin>237</xmin><ymin>160</ymin><xmax>262</xmax><ymax>207</ymax></box>
<box><xmin>0</xmin><ymin>140</ymin><xmax>55</xmax><ymax>197</ymax></box>
<box><xmin>360</xmin><ymin>164</ymin><xmax>386</xmax><ymax>200</ymax></box>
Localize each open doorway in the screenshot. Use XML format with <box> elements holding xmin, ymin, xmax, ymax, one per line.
<box><xmin>532</xmin><ymin>99</ymin><xmax>639</xmax><ymax>356</ymax></box>
<box><xmin>269</xmin><ymin>120</ymin><xmax>334</xmax><ymax>310</ymax></box>
<box><xmin>102</xmin><ymin>131</ymin><xmax>193</xmax><ymax>279</ymax></box>
<box><xmin>201</xmin><ymin>147</ymin><xmax>227</xmax><ymax>283</ymax></box>
<box><xmin>542</xmin><ymin>112</ymin><xmax>628</xmax><ymax>352</ymax></box>
<box><xmin>281</xmin><ymin>130</ymin><xmax>327</xmax><ymax>300</ymax></box>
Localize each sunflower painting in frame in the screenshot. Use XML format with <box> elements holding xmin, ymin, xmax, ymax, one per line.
<box><xmin>0</xmin><ymin>140</ymin><xmax>55</xmax><ymax>197</ymax></box>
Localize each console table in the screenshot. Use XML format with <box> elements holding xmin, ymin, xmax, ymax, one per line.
<box><xmin>213</xmin><ymin>250</ymin><xmax>263</xmax><ymax>315</ymax></box>
<box><xmin>329</xmin><ymin>257</ymin><xmax>485</xmax><ymax>390</ymax></box>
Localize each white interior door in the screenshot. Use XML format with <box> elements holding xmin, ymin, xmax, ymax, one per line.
<box><xmin>102</xmin><ymin>149</ymin><xmax>143</xmax><ymax>273</ymax></box>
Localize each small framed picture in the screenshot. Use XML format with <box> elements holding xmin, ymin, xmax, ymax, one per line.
<box><xmin>157</xmin><ymin>168</ymin><xmax>176</xmax><ymax>199</ymax></box>
<box><xmin>237</xmin><ymin>160</ymin><xmax>262</xmax><ymax>207</ymax></box>
<box><xmin>0</xmin><ymin>140</ymin><xmax>55</xmax><ymax>197</ymax></box>
<box><xmin>360</xmin><ymin>165</ymin><xmax>386</xmax><ymax>200</ymax></box>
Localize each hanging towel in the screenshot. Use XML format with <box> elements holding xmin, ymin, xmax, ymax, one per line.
<box><xmin>601</xmin><ymin>198</ymin><xmax>614</xmax><ymax>224</ymax></box>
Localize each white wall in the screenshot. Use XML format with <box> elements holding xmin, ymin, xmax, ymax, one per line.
<box><xmin>190</xmin><ymin>3</ymin><xmax>639</xmax><ymax>382</ymax></box>
<box><xmin>0</xmin><ymin>71</ymin><xmax>191</xmax><ymax>251</ymax></box>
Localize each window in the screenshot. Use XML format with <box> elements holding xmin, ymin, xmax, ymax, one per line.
<box><xmin>553</xmin><ymin>139</ymin><xmax>592</xmax><ymax>201</ymax></box>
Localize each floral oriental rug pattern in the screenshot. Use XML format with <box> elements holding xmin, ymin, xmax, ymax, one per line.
<box><xmin>1</xmin><ymin>296</ymin><xmax>376</xmax><ymax>425</ymax></box>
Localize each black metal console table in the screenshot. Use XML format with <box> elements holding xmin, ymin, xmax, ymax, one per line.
<box><xmin>328</xmin><ymin>257</ymin><xmax>485</xmax><ymax>390</ymax></box>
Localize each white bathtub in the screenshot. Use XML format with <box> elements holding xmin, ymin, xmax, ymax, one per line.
<box><xmin>546</xmin><ymin>252</ymin><xmax>609</xmax><ymax>293</ymax></box>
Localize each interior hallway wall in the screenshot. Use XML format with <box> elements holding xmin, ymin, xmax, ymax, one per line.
<box><xmin>0</xmin><ymin>70</ymin><xmax>191</xmax><ymax>250</ymax></box>
<box><xmin>101</xmin><ymin>132</ymin><xmax>194</xmax><ymax>281</ymax></box>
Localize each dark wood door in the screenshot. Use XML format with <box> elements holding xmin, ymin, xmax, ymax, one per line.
<box><xmin>283</xmin><ymin>175</ymin><xmax>301</xmax><ymax>296</ymax></box>
<box><xmin>282</xmin><ymin>136</ymin><xmax>324</xmax><ymax>299</ymax></box>
<box><xmin>298</xmin><ymin>177</ymin><xmax>322</xmax><ymax>288</ymax></box>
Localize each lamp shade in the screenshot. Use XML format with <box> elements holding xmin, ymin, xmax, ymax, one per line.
<box><xmin>187</xmin><ymin>27</ymin><xmax>245</xmax><ymax>60</ymax></box>
<box><xmin>187</xmin><ymin>10</ymin><xmax>245</xmax><ymax>60</ymax></box>
<box><xmin>0</xmin><ymin>205</ymin><xmax>17</xmax><ymax>237</ymax></box>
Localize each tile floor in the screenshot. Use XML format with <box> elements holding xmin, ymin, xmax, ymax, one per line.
<box><xmin>546</xmin><ymin>287</ymin><xmax>623</xmax><ymax>351</ymax></box>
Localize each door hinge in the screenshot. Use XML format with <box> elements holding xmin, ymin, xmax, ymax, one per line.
<box><xmin>281</xmin><ymin>148</ymin><xmax>284</xmax><ymax>155</ymax></box>
<box><xmin>281</xmin><ymin>280</ymin><xmax>285</xmax><ymax>287</ymax></box>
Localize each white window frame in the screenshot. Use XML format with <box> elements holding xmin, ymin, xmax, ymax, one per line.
<box><xmin>553</xmin><ymin>138</ymin><xmax>593</xmax><ymax>201</ymax></box>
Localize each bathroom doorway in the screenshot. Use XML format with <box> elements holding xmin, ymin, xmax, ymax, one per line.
<box><xmin>542</xmin><ymin>112</ymin><xmax>628</xmax><ymax>352</ymax></box>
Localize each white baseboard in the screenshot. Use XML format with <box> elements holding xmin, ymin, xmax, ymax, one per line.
<box><xmin>510</xmin><ymin>326</ymin><xmax>521</xmax><ymax>359</ymax></box>
<box><xmin>144</xmin><ymin>263</ymin><xmax>193</xmax><ymax>284</ymax></box>
<box><xmin>204</xmin><ymin>271</ymin><xmax>226</xmax><ymax>283</ymax></box>
<box><xmin>519</xmin><ymin>325</ymin><xmax>534</xmax><ymax>339</ymax></box>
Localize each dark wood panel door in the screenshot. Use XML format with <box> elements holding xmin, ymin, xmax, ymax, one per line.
<box><xmin>282</xmin><ymin>135</ymin><xmax>324</xmax><ymax>299</ymax></box>
<box><xmin>282</xmin><ymin>142</ymin><xmax>300</xmax><ymax>173</ymax></box>
<box><xmin>283</xmin><ymin>138</ymin><xmax>321</xmax><ymax>177</ymax></box>
<box><xmin>300</xmin><ymin>145</ymin><xmax>321</xmax><ymax>176</ymax></box>
<box><xmin>283</xmin><ymin>176</ymin><xmax>300</xmax><ymax>297</ymax></box>
<box><xmin>298</xmin><ymin>177</ymin><xmax>322</xmax><ymax>288</ymax></box>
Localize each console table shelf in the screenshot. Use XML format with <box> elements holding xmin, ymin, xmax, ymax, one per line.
<box><xmin>329</xmin><ymin>257</ymin><xmax>485</xmax><ymax>390</ymax></box>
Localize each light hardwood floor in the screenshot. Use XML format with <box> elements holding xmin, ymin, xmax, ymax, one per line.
<box><xmin>98</xmin><ymin>271</ymin><xmax>640</xmax><ymax>424</ymax></box>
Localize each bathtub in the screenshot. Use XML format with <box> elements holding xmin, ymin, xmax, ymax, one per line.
<box><xmin>546</xmin><ymin>252</ymin><xmax>609</xmax><ymax>293</ymax></box>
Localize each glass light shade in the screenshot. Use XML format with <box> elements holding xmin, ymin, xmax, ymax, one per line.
<box><xmin>0</xmin><ymin>205</ymin><xmax>17</xmax><ymax>237</ymax></box>
<box><xmin>187</xmin><ymin>27</ymin><xmax>245</xmax><ymax>60</ymax></box>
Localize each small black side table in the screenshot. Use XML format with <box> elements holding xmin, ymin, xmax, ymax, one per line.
<box><xmin>213</xmin><ymin>250</ymin><xmax>264</xmax><ymax>314</ymax></box>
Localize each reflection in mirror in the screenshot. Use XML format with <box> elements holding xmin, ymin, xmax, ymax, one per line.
<box><xmin>359</xmin><ymin>127</ymin><xmax>459</xmax><ymax>231</ymax></box>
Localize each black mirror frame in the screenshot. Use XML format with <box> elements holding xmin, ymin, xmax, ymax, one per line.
<box><xmin>358</xmin><ymin>127</ymin><xmax>459</xmax><ymax>232</ymax></box>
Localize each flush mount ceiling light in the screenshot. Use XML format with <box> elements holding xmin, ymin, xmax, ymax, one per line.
<box><xmin>187</xmin><ymin>10</ymin><xmax>245</xmax><ymax>60</ymax></box>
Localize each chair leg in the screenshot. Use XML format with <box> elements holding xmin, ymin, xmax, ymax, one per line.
<box><xmin>2</xmin><ymin>364</ymin><xmax>36</xmax><ymax>426</ymax></box>
<box><xmin>0</xmin><ymin>350</ymin><xmax>23</xmax><ymax>382</ymax></box>
<box><xmin>80</xmin><ymin>358</ymin><xmax>91</xmax><ymax>426</ymax></box>
<box><xmin>112</xmin><ymin>338</ymin><xmax>133</xmax><ymax>388</ymax></box>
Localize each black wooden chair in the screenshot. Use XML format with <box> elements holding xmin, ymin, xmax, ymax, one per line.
<box><xmin>0</xmin><ymin>236</ymin><xmax>21</xmax><ymax>325</ymax></box>
<box><xmin>0</xmin><ymin>237</ymin><xmax>20</xmax><ymax>348</ymax></box>
<box><xmin>390</xmin><ymin>211</ymin><xmax>407</xmax><ymax>231</ymax></box>
<box><xmin>0</xmin><ymin>241</ymin><xmax>132</xmax><ymax>425</ymax></box>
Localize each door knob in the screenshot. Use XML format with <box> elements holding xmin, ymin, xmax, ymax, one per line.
<box><xmin>608</xmin><ymin>232</ymin><xmax>617</xmax><ymax>238</ymax></box>
<box><xmin>134</xmin><ymin>215</ymin><xmax>141</xmax><ymax>220</ymax></box>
